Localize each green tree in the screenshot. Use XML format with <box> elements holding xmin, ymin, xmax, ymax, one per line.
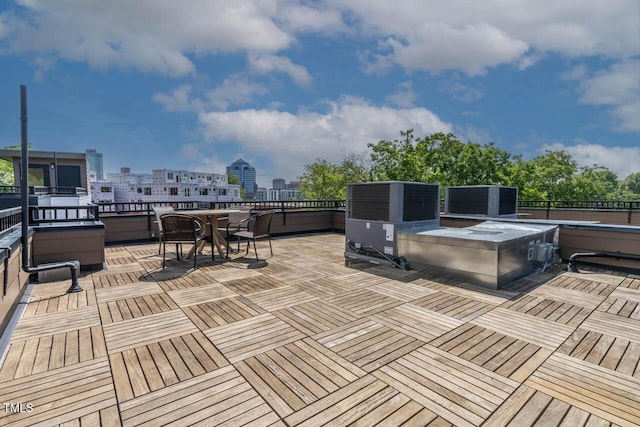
<box><xmin>300</xmin><ymin>154</ymin><xmax>370</xmax><ymax>199</ymax></box>
<box><xmin>0</xmin><ymin>159</ymin><xmax>13</xmax><ymax>186</ymax></box>
<box><xmin>227</xmin><ymin>173</ymin><xmax>246</xmax><ymax>199</ymax></box>
<box><xmin>517</xmin><ymin>151</ymin><xmax>578</xmax><ymax>200</ymax></box>
<box><xmin>300</xmin><ymin>158</ymin><xmax>343</xmax><ymax>199</ymax></box>
<box><xmin>571</xmin><ymin>166</ymin><xmax>618</xmax><ymax>200</ymax></box>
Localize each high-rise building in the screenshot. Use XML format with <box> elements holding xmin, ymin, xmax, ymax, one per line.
<box><xmin>272</xmin><ymin>178</ymin><xmax>286</xmax><ymax>190</ymax></box>
<box><xmin>86</xmin><ymin>148</ymin><xmax>104</xmax><ymax>181</ymax></box>
<box><xmin>226</xmin><ymin>159</ymin><xmax>256</xmax><ymax>199</ymax></box>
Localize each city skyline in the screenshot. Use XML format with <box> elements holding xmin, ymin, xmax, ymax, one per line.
<box><xmin>0</xmin><ymin>1</ymin><xmax>638</xmax><ymax>188</ymax></box>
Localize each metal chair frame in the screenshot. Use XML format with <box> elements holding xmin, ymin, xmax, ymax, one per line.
<box><xmin>226</xmin><ymin>210</ymin><xmax>275</xmax><ymax>261</ymax></box>
<box><xmin>160</xmin><ymin>213</ymin><xmax>210</xmax><ymax>269</ymax></box>
<box><xmin>153</xmin><ymin>205</ymin><xmax>175</xmax><ymax>254</ymax></box>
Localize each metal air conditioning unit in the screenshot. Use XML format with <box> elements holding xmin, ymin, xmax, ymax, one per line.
<box><xmin>445</xmin><ymin>185</ymin><xmax>518</xmax><ymax>218</ymax></box>
<box><xmin>345</xmin><ymin>181</ymin><xmax>440</xmax><ymax>266</ymax></box>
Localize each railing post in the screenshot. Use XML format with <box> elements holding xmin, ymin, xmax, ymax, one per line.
<box><xmin>546</xmin><ymin>201</ymin><xmax>551</xmax><ymax>220</ymax></box>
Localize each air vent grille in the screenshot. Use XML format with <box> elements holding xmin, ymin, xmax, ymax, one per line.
<box><xmin>447</xmin><ymin>187</ymin><xmax>489</xmax><ymax>215</ymax></box>
<box><xmin>403</xmin><ymin>184</ymin><xmax>439</xmax><ymax>221</ymax></box>
<box><xmin>348</xmin><ymin>183</ymin><xmax>390</xmax><ymax>221</ymax></box>
<box><xmin>499</xmin><ymin>187</ymin><xmax>517</xmax><ymax>215</ymax></box>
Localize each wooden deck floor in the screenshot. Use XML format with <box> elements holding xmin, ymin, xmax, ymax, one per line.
<box><xmin>1</xmin><ymin>233</ymin><xmax>639</xmax><ymax>426</ymax></box>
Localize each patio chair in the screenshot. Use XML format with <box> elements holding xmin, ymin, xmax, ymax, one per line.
<box><xmin>218</xmin><ymin>210</ymin><xmax>251</xmax><ymax>254</ymax></box>
<box><xmin>160</xmin><ymin>213</ymin><xmax>209</xmax><ymax>269</ymax></box>
<box><xmin>226</xmin><ymin>210</ymin><xmax>275</xmax><ymax>261</ymax></box>
<box><xmin>153</xmin><ymin>205</ymin><xmax>174</xmax><ymax>254</ymax></box>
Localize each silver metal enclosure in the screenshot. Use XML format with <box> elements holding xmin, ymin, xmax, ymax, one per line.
<box><xmin>345</xmin><ymin>182</ymin><xmax>440</xmax><ymax>264</ymax></box>
<box><xmin>445</xmin><ymin>185</ymin><xmax>518</xmax><ymax>218</ymax></box>
<box><xmin>397</xmin><ymin>221</ymin><xmax>557</xmax><ymax>289</ymax></box>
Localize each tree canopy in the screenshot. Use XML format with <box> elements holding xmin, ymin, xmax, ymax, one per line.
<box><xmin>299</xmin><ymin>130</ymin><xmax>639</xmax><ymax>201</ymax></box>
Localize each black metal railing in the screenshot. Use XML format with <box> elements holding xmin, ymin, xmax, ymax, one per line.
<box><xmin>0</xmin><ymin>207</ymin><xmax>22</xmax><ymax>234</ymax></box>
<box><xmin>0</xmin><ymin>186</ymin><xmax>88</xmax><ymax>196</ymax></box>
<box><xmin>518</xmin><ymin>200</ymin><xmax>640</xmax><ymax>210</ymax></box>
<box><xmin>96</xmin><ymin>200</ymin><xmax>346</xmax><ymax>215</ymax></box>
<box><xmin>28</xmin><ymin>205</ymin><xmax>99</xmax><ymax>224</ymax></box>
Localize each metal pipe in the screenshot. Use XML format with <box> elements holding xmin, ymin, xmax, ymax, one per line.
<box><xmin>19</xmin><ymin>85</ymin><xmax>82</xmax><ymax>293</ymax></box>
<box><xmin>567</xmin><ymin>251</ymin><xmax>640</xmax><ymax>273</ymax></box>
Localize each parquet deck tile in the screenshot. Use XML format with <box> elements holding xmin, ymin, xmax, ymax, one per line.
<box><xmin>370</xmin><ymin>303</ymin><xmax>464</xmax><ymax>342</ymax></box>
<box><xmin>246</xmin><ymin>285</ymin><xmax>318</xmax><ymax>311</ymax></box>
<box><xmin>484</xmin><ymin>385</ymin><xmax>619</xmax><ymax>426</ymax></box>
<box><xmin>368</xmin><ymin>280</ymin><xmax>438</xmax><ymax>302</ymax></box>
<box><xmin>546</xmin><ymin>274</ymin><xmax>618</xmax><ymax>296</ymax></box>
<box><xmin>103</xmin><ymin>310</ymin><xmax>198</xmax><ymax>354</ymax></box>
<box><xmin>374</xmin><ymin>345</ymin><xmax>519</xmax><ymax>427</ymax></box>
<box><xmin>525</xmin><ymin>353</ymin><xmax>640</xmax><ymax>426</ymax></box>
<box><xmin>110</xmin><ymin>331</ymin><xmax>228</xmax><ymax>402</ymax></box>
<box><xmin>183</xmin><ymin>295</ymin><xmax>266</xmax><ymax>329</ymax></box>
<box><xmin>500</xmin><ymin>295</ymin><xmax>593</xmax><ymax>327</ymax></box>
<box><xmin>620</xmin><ymin>276</ymin><xmax>640</xmax><ymax>290</ymax></box>
<box><xmin>105</xmin><ymin>255</ymin><xmax>137</xmax><ymax>266</ymax></box>
<box><xmin>284</xmin><ymin>374</ymin><xmax>447</xmax><ymax>426</ymax></box>
<box><xmin>412</xmin><ymin>291</ymin><xmax>497</xmax><ymax>321</ymax></box>
<box><xmin>292</xmin><ymin>276</ymin><xmax>358</xmax><ymax>297</ymax></box>
<box><xmin>236</xmin><ymin>338</ymin><xmax>366</xmax><ymax>417</ymax></box>
<box><xmin>0</xmin><ymin>357</ymin><xmax>116</xmax><ymax>427</ymax></box>
<box><xmin>273</xmin><ymin>299</ymin><xmax>360</xmax><ymax>335</ymax></box>
<box><xmin>166</xmin><ymin>282</ymin><xmax>237</xmax><ymax>307</ymax></box>
<box><xmin>315</xmin><ymin>318</ymin><xmax>424</xmax><ymax>372</ymax></box>
<box><xmin>528</xmin><ymin>284</ymin><xmax>607</xmax><ymax>309</ymax></box>
<box><xmin>92</xmin><ymin>270</ymin><xmax>147</xmax><ymax>288</ymax></box>
<box><xmin>0</xmin><ymin>325</ymin><xmax>107</xmax><ymax>381</ymax></box>
<box><xmin>119</xmin><ymin>365</ymin><xmax>278</xmax><ymax>426</ymax></box>
<box><xmin>10</xmin><ymin>306</ymin><xmax>101</xmax><ymax>341</ymax></box>
<box><xmin>206</xmin><ymin>267</ymin><xmax>262</xmax><ymax>282</ymax></box>
<box><xmin>98</xmin><ymin>292</ymin><xmax>178</xmax><ymax>324</ymax></box>
<box><xmin>205</xmin><ymin>313</ymin><xmax>305</xmax><ymax>363</ymax></box>
<box><xmin>327</xmin><ymin>288</ymin><xmax>403</xmax><ymax>316</ymax></box>
<box><xmin>471</xmin><ymin>307</ymin><xmax>575</xmax><ymax>350</ymax></box>
<box><xmin>223</xmin><ymin>275</ymin><xmax>288</xmax><ymax>294</ymax></box>
<box><xmin>558</xmin><ymin>328</ymin><xmax>640</xmax><ymax>377</ymax></box>
<box><xmin>94</xmin><ymin>281</ymin><xmax>164</xmax><ymax>302</ymax></box>
<box><xmin>151</xmin><ymin>270</ymin><xmax>216</xmax><ymax>290</ymax></box>
<box><xmin>600</xmin><ymin>287</ymin><xmax>640</xmax><ymax>320</ymax></box>
<box><xmin>430</xmin><ymin>323</ymin><xmax>552</xmax><ymax>382</ymax></box>
<box><xmin>49</xmin><ymin>405</ymin><xmax>121</xmax><ymax>427</ymax></box>
<box><xmin>22</xmin><ymin>288</ymin><xmax>97</xmax><ymax>317</ymax></box>
<box><xmin>2</xmin><ymin>233</ymin><xmax>639</xmax><ymax>425</ymax></box>
<box><xmin>581</xmin><ymin>310</ymin><xmax>640</xmax><ymax>343</ymax></box>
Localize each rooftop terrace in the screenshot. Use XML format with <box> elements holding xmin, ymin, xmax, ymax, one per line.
<box><xmin>1</xmin><ymin>233</ymin><xmax>639</xmax><ymax>426</ymax></box>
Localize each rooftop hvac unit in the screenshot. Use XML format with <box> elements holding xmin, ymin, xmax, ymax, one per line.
<box><xmin>445</xmin><ymin>185</ymin><xmax>518</xmax><ymax>218</ymax></box>
<box><xmin>345</xmin><ymin>181</ymin><xmax>440</xmax><ymax>266</ymax></box>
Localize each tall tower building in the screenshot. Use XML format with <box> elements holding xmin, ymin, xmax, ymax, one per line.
<box><xmin>226</xmin><ymin>159</ymin><xmax>256</xmax><ymax>199</ymax></box>
<box><xmin>272</xmin><ymin>178</ymin><xmax>286</xmax><ymax>190</ymax></box>
<box><xmin>86</xmin><ymin>148</ymin><xmax>104</xmax><ymax>181</ymax></box>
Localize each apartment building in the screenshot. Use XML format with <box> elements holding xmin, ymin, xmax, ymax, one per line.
<box><xmin>90</xmin><ymin>167</ymin><xmax>242</xmax><ymax>203</ymax></box>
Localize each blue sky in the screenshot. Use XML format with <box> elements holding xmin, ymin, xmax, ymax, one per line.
<box><xmin>0</xmin><ymin>1</ymin><xmax>638</xmax><ymax>187</ymax></box>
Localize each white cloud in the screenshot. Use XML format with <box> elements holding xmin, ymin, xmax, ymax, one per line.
<box><xmin>335</xmin><ymin>0</ymin><xmax>639</xmax><ymax>74</ymax></box>
<box><xmin>197</xmin><ymin>96</ymin><xmax>451</xmax><ymax>181</ymax></box>
<box><xmin>386</xmin><ymin>81</ymin><xmax>418</xmax><ymax>108</ymax></box>
<box><xmin>560</xmin><ymin>64</ymin><xmax>589</xmax><ymax>81</ymax></box>
<box><xmin>543</xmin><ymin>142</ymin><xmax>640</xmax><ymax>179</ymax></box>
<box><xmin>248</xmin><ymin>53</ymin><xmax>312</xmax><ymax>87</ymax></box>
<box><xmin>577</xmin><ymin>60</ymin><xmax>640</xmax><ymax>131</ymax></box>
<box><xmin>4</xmin><ymin>0</ymin><xmax>294</xmax><ymax>76</ymax></box>
<box><xmin>3</xmin><ymin>1</ymin><xmax>638</xmax><ymax>81</ymax></box>
<box><xmin>382</xmin><ymin>23</ymin><xmax>529</xmax><ymax>76</ymax></box>
<box><xmin>207</xmin><ymin>75</ymin><xmax>268</xmax><ymax>111</ymax></box>
<box><xmin>153</xmin><ymin>84</ymin><xmax>204</xmax><ymax>112</ymax></box>
<box><xmin>440</xmin><ymin>76</ymin><xmax>484</xmax><ymax>103</ymax></box>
